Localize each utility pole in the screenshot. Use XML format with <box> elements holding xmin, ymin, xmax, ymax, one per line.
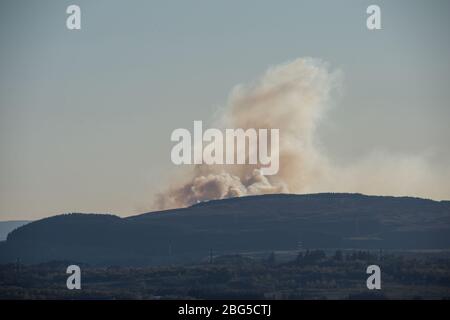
<box><xmin>15</xmin><ymin>257</ymin><xmax>21</xmax><ymax>285</ymax></box>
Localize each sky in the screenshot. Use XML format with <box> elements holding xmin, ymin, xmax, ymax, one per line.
<box><xmin>1</xmin><ymin>0</ymin><xmax>450</xmax><ymax>220</ymax></box>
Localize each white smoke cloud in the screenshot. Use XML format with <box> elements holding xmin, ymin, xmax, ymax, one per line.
<box><xmin>154</xmin><ymin>57</ymin><xmax>450</xmax><ymax>209</ymax></box>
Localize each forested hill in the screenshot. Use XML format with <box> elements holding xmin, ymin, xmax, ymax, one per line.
<box><xmin>0</xmin><ymin>221</ymin><xmax>30</xmax><ymax>241</ymax></box>
<box><xmin>1</xmin><ymin>193</ymin><xmax>449</xmax><ymax>265</ymax></box>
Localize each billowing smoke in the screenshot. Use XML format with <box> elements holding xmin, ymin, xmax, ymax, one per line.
<box><xmin>154</xmin><ymin>57</ymin><xmax>450</xmax><ymax>210</ymax></box>
<box><xmin>155</xmin><ymin>58</ymin><xmax>336</xmax><ymax>209</ymax></box>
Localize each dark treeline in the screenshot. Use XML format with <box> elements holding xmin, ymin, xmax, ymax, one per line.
<box><xmin>1</xmin><ymin>250</ymin><xmax>449</xmax><ymax>300</ymax></box>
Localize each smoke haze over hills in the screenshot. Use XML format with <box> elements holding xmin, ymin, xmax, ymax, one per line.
<box><xmin>155</xmin><ymin>58</ymin><xmax>450</xmax><ymax>210</ymax></box>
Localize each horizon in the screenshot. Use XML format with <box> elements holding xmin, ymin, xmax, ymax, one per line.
<box><xmin>2</xmin><ymin>191</ymin><xmax>449</xmax><ymax>222</ymax></box>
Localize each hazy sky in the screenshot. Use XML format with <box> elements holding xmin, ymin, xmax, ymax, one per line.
<box><xmin>1</xmin><ymin>0</ymin><xmax>450</xmax><ymax>220</ymax></box>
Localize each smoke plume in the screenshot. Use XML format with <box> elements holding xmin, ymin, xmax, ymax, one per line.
<box><xmin>154</xmin><ymin>57</ymin><xmax>450</xmax><ymax>209</ymax></box>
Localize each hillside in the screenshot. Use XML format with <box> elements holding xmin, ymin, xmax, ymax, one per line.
<box><xmin>0</xmin><ymin>193</ymin><xmax>449</xmax><ymax>265</ymax></box>
<box><xmin>0</xmin><ymin>221</ymin><xmax>30</xmax><ymax>241</ymax></box>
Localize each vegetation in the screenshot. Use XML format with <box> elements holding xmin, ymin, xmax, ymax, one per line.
<box><xmin>1</xmin><ymin>250</ymin><xmax>449</xmax><ymax>300</ymax></box>
<box><xmin>2</xmin><ymin>194</ymin><xmax>450</xmax><ymax>265</ymax></box>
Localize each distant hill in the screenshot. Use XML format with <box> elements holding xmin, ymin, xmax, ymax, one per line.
<box><xmin>0</xmin><ymin>193</ymin><xmax>449</xmax><ymax>266</ymax></box>
<box><xmin>0</xmin><ymin>221</ymin><xmax>30</xmax><ymax>241</ymax></box>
